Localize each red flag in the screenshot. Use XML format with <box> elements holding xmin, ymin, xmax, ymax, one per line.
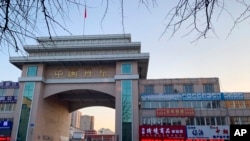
<box><xmin>84</xmin><ymin>7</ymin><xmax>87</xmax><ymax>18</ymax></box>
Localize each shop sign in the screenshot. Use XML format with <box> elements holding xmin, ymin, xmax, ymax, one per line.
<box><xmin>141</xmin><ymin>92</ymin><xmax>245</xmax><ymax>101</ymax></box>
<box><xmin>156</xmin><ymin>108</ymin><xmax>195</xmax><ymax>117</ymax></box>
<box><xmin>0</xmin><ymin>96</ymin><xmax>17</xmax><ymax>103</ymax></box>
<box><xmin>139</xmin><ymin>125</ymin><xmax>186</xmax><ymax>139</ymax></box>
<box><xmin>0</xmin><ymin>121</ymin><xmax>12</xmax><ymax>140</ymax></box>
<box><xmin>182</xmin><ymin>93</ymin><xmax>222</xmax><ymax>101</ymax></box>
<box><xmin>141</xmin><ymin>94</ymin><xmax>182</xmax><ymax>101</ymax></box>
<box><xmin>186</xmin><ymin>125</ymin><xmax>229</xmax><ymax>140</ymax></box>
<box><xmin>0</xmin><ymin>137</ymin><xmax>11</xmax><ymax>141</ymax></box>
<box><xmin>52</xmin><ymin>67</ymin><xmax>109</xmax><ymax>78</ymax></box>
<box><xmin>0</xmin><ymin>81</ymin><xmax>19</xmax><ymax>89</ymax></box>
<box><xmin>222</xmin><ymin>92</ymin><xmax>244</xmax><ymax>100</ymax></box>
<box><xmin>0</xmin><ymin>121</ymin><xmax>12</xmax><ymax>129</ymax></box>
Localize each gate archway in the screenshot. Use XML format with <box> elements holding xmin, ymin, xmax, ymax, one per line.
<box><xmin>10</xmin><ymin>34</ymin><xmax>149</xmax><ymax>141</ymax></box>
<box><xmin>56</xmin><ymin>89</ymin><xmax>115</xmax><ymax>112</ymax></box>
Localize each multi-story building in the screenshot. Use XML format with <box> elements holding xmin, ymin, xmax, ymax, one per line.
<box><xmin>0</xmin><ymin>81</ymin><xmax>19</xmax><ymax>141</ymax></box>
<box><xmin>80</xmin><ymin>115</ymin><xmax>94</xmax><ymax>131</ymax></box>
<box><xmin>139</xmin><ymin>78</ymin><xmax>250</xmax><ymax>141</ymax></box>
<box><xmin>70</xmin><ymin>111</ymin><xmax>83</xmax><ymax>139</ymax></box>
<box><xmin>71</xmin><ymin>111</ymin><xmax>82</xmax><ymax>128</ymax></box>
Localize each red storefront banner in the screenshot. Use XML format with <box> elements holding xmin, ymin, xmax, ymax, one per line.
<box><xmin>0</xmin><ymin>137</ymin><xmax>10</xmax><ymax>141</ymax></box>
<box><xmin>156</xmin><ymin>108</ymin><xmax>195</xmax><ymax>117</ymax></box>
<box><xmin>139</xmin><ymin>125</ymin><xmax>187</xmax><ymax>140</ymax></box>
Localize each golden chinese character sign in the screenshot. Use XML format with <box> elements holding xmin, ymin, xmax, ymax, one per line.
<box><xmin>54</xmin><ymin>69</ymin><xmax>64</xmax><ymax>78</ymax></box>
<box><xmin>155</xmin><ymin>108</ymin><xmax>195</xmax><ymax>117</ymax></box>
<box><xmin>68</xmin><ymin>69</ymin><xmax>78</xmax><ymax>78</ymax></box>
<box><xmin>48</xmin><ymin>66</ymin><xmax>113</xmax><ymax>79</ymax></box>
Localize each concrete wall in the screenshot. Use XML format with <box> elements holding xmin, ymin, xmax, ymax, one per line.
<box><xmin>115</xmin><ymin>61</ymin><xmax>140</xmax><ymax>141</ymax></box>
<box><xmin>139</xmin><ymin>78</ymin><xmax>220</xmax><ymax>94</ymax></box>
<box><xmin>32</xmin><ymin>88</ymin><xmax>70</xmax><ymax>141</ymax></box>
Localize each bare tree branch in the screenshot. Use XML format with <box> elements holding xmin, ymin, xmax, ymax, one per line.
<box><xmin>227</xmin><ymin>3</ymin><xmax>250</xmax><ymax>38</ymax></box>
<box><xmin>1</xmin><ymin>0</ymin><xmax>250</xmax><ymax>54</ymax></box>
<box><xmin>0</xmin><ymin>0</ymin><xmax>82</xmax><ymax>53</ymax></box>
<box><xmin>160</xmin><ymin>0</ymin><xmax>250</xmax><ymax>41</ymax></box>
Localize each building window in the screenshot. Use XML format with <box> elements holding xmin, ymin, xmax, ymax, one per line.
<box><xmin>151</xmin><ymin>102</ymin><xmax>160</xmax><ymax>108</ymax></box>
<box><xmin>230</xmin><ymin>117</ymin><xmax>241</xmax><ymax>125</ymax></box>
<box><xmin>225</xmin><ymin>101</ymin><xmax>234</xmax><ymax>108</ymax></box>
<box><xmin>196</xmin><ymin>117</ymin><xmax>205</xmax><ymax>125</ymax></box>
<box><xmin>13</xmin><ymin>89</ymin><xmax>19</xmax><ymax>96</ymax></box>
<box><xmin>235</xmin><ymin>100</ymin><xmax>245</xmax><ymax>108</ymax></box>
<box><xmin>186</xmin><ymin>117</ymin><xmax>195</xmax><ymax>125</ymax></box>
<box><xmin>192</xmin><ymin>101</ymin><xmax>202</xmax><ymax>109</ymax></box>
<box><xmin>0</xmin><ymin>104</ymin><xmax>15</xmax><ymax>112</ymax></box>
<box><xmin>122</xmin><ymin>80</ymin><xmax>132</xmax><ymax>122</ymax></box>
<box><xmin>245</xmin><ymin>100</ymin><xmax>250</xmax><ymax>108</ymax></box>
<box><xmin>121</xmin><ymin>80</ymin><xmax>132</xmax><ymax>141</ymax></box>
<box><xmin>27</xmin><ymin>66</ymin><xmax>38</xmax><ymax>76</ymax></box>
<box><xmin>0</xmin><ymin>104</ymin><xmax>4</xmax><ymax>111</ymax></box>
<box><xmin>202</xmin><ymin>101</ymin><xmax>211</xmax><ymax>109</ymax></box>
<box><xmin>17</xmin><ymin>82</ymin><xmax>35</xmax><ymax>141</ymax></box>
<box><xmin>121</xmin><ymin>63</ymin><xmax>132</xmax><ymax>74</ymax></box>
<box><xmin>159</xmin><ymin>101</ymin><xmax>166</xmax><ymax>108</ymax></box>
<box><xmin>190</xmin><ymin>117</ymin><xmax>227</xmax><ymax>125</ymax></box>
<box><xmin>211</xmin><ymin>117</ymin><xmax>216</xmax><ymax>125</ymax></box>
<box><xmin>212</xmin><ymin>101</ymin><xmax>221</xmax><ymax>109</ymax></box>
<box><xmin>151</xmin><ymin>117</ymin><xmax>162</xmax><ymax>125</ymax></box>
<box><xmin>0</xmin><ymin>89</ymin><xmax>6</xmax><ymax>96</ymax></box>
<box><xmin>141</xmin><ymin>102</ymin><xmax>151</xmax><ymax>109</ymax></box>
<box><xmin>172</xmin><ymin>118</ymin><xmax>181</xmax><ymax>125</ymax></box>
<box><xmin>203</xmin><ymin>84</ymin><xmax>214</xmax><ymax>93</ymax></box>
<box><xmin>164</xmin><ymin>85</ymin><xmax>174</xmax><ymax>94</ymax></box>
<box><xmin>144</xmin><ymin>85</ymin><xmax>154</xmax><ymax>94</ymax></box>
<box><xmin>24</xmin><ymin>82</ymin><xmax>35</xmax><ymax>100</ymax></box>
<box><xmin>162</xmin><ymin>118</ymin><xmax>171</xmax><ymax>125</ymax></box>
<box><xmin>216</xmin><ymin>117</ymin><xmax>226</xmax><ymax>125</ymax></box>
<box><xmin>182</xmin><ymin>101</ymin><xmax>192</xmax><ymax>108</ymax></box>
<box><xmin>240</xmin><ymin>117</ymin><xmax>250</xmax><ymax>124</ymax></box>
<box><xmin>169</xmin><ymin>101</ymin><xmax>178</xmax><ymax>108</ymax></box>
<box><xmin>5</xmin><ymin>104</ymin><xmax>13</xmax><ymax>111</ymax></box>
<box><xmin>201</xmin><ymin>101</ymin><xmax>220</xmax><ymax>109</ymax></box>
<box><xmin>205</xmin><ymin>117</ymin><xmax>211</xmax><ymax>125</ymax></box>
<box><xmin>142</xmin><ymin>117</ymin><xmax>151</xmax><ymax>125</ymax></box>
<box><xmin>183</xmin><ymin>84</ymin><xmax>193</xmax><ymax>93</ymax></box>
<box><xmin>225</xmin><ymin>100</ymin><xmax>245</xmax><ymax>109</ymax></box>
<box><xmin>146</xmin><ymin>117</ymin><xmax>182</xmax><ymax>126</ymax></box>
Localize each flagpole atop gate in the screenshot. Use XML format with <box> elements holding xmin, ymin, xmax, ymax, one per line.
<box><xmin>83</xmin><ymin>0</ymin><xmax>87</xmax><ymax>35</ymax></box>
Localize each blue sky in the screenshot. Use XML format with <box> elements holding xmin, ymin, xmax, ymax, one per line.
<box><xmin>1</xmin><ymin>0</ymin><xmax>250</xmax><ymax>131</ymax></box>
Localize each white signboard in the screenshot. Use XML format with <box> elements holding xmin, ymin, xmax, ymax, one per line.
<box><xmin>186</xmin><ymin>125</ymin><xmax>230</xmax><ymax>140</ymax></box>
<box><xmin>182</xmin><ymin>93</ymin><xmax>222</xmax><ymax>101</ymax></box>
<box><xmin>141</xmin><ymin>94</ymin><xmax>182</xmax><ymax>101</ymax></box>
<box><xmin>223</xmin><ymin>92</ymin><xmax>244</xmax><ymax>100</ymax></box>
<box><xmin>141</xmin><ymin>93</ymin><xmax>244</xmax><ymax>101</ymax></box>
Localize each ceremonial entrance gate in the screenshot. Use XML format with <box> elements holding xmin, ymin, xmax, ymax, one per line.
<box><xmin>10</xmin><ymin>34</ymin><xmax>149</xmax><ymax>141</ymax></box>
